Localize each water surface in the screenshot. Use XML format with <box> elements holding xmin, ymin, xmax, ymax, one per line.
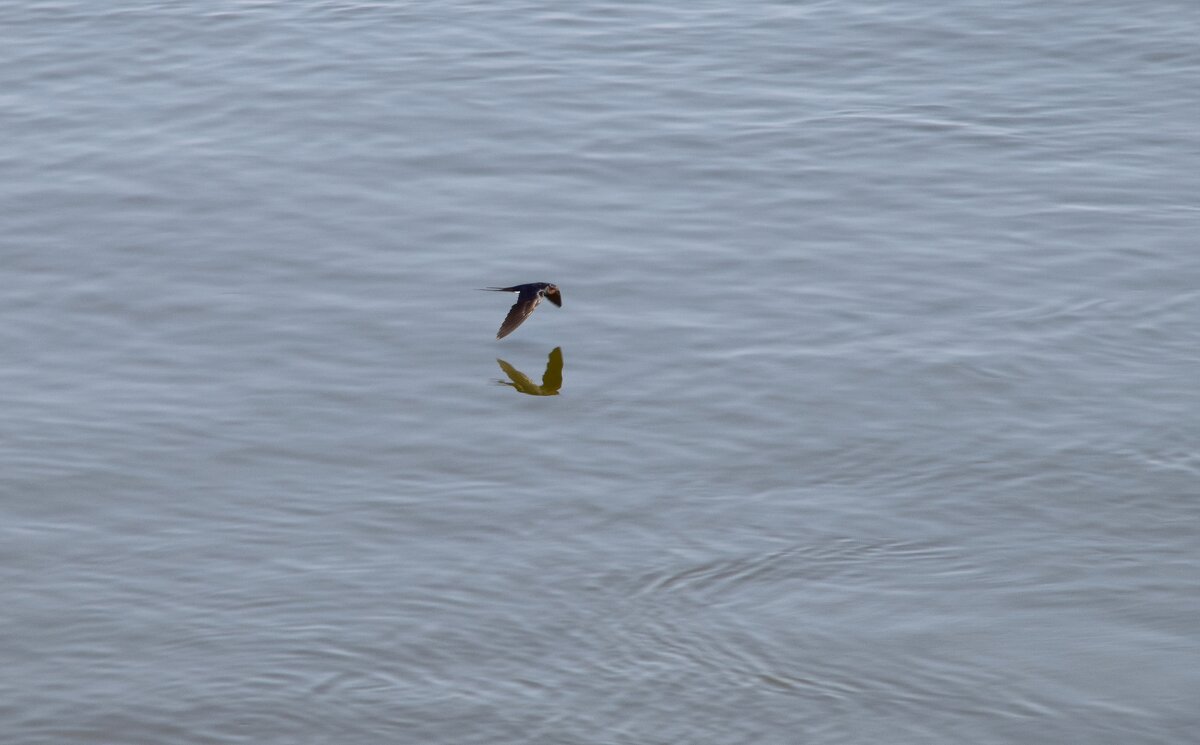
<box><xmin>2</xmin><ymin>1</ymin><xmax>1198</xmax><ymax>743</ymax></box>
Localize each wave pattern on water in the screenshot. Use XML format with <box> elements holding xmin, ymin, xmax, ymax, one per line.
<box><xmin>2</xmin><ymin>0</ymin><xmax>1199</xmax><ymax>743</ymax></box>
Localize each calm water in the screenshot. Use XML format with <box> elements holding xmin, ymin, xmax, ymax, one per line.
<box><xmin>2</xmin><ymin>1</ymin><xmax>1198</xmax><ymax>743</ymax></box>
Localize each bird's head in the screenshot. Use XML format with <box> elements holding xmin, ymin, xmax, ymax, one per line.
<box><xmin>543</xmin><ymin>284</ymin><xmax>562</xmax><ymax>307</ymax></box>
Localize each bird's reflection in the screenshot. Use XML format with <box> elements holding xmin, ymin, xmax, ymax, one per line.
<box><xmin>495</xmin><ymin>347</ymin><xmax>563</xmax><ymax>396</ymax></box>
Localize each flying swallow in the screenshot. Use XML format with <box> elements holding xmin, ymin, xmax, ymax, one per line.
<box><xmin>481</xmin><ymin>282</ymin><xmax>562</xmax><ymax>339</ymax></box>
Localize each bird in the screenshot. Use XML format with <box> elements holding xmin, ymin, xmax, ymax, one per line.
<box><xmin>481</xmin><ymin>282</ymin><xmax>562</xmax><ymax>339</ymax></box>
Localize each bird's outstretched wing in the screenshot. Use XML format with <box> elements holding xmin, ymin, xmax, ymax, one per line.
<box><xmin>496</xmin><ymin>291</ymin><xmax>541</xmax><ymax>339</ymax></box>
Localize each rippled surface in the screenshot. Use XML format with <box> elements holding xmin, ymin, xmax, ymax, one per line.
<box><xmin>2</xmin><ymin>1</ymin><xmax>1198</xmax><ymax>743</ymax></box>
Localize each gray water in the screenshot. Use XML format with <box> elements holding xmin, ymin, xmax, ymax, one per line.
<box><xmin>2</xmin><ymin>2</ymin><xmax>1198</xmax><ymax>743</ymax></box>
